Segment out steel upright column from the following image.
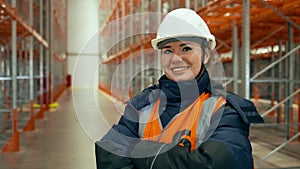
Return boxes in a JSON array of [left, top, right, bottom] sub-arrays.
[[44, 0, 49, 107], [39, 0, 44, 100], [122, 0, 125, 101], [286, 23, 293, 139], [232, 20, 239, 94], [241, 0, 251, 99], [0, 46, 2, 101], [201, 0, 206, 7], [194, 0, 198, 10], [115, 6, 120, 98], [29, 0, 34, 104], [288, 25, 295, 104], [11, 0, 17, 133], [271, 46, 275, 109], [156, 0, 162, 79], [129, 0, 134, 93], [141, 47, 145, 90], [49, 0, 54, 104], [122, 0, 125, 50], [140, 0, 146, 90], [2, 0, 20, 152], [23, 0, 35, 131], [185, 0, 190, 8], [36, 0, 45, 119], [277, 38, 283, 123]]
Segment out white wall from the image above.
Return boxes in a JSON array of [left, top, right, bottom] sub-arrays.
[[67, 0, 99, 88]]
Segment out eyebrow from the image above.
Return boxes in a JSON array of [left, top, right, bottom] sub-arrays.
[[180, 44, 187, 47], [162, 45, 172, 49]]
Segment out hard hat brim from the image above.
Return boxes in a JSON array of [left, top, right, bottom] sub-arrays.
[[151, 35, 216, 50]]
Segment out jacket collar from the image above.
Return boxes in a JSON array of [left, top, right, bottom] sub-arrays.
[[158, 70, 210, 104]]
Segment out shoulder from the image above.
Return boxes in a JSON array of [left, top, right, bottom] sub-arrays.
[[126, 84, 160, 110], [224, 92, 264, 125]]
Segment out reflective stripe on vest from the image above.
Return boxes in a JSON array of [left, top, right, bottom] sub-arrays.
[[138, 93, 226, 150]]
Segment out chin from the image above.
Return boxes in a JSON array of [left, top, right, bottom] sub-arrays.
[[172, 75, 194, 82], [166, 72, 194, 81]]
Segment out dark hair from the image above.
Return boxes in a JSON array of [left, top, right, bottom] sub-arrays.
[[157, 36, 209, 49]]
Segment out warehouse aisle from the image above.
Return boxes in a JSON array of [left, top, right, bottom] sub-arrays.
[[0, 89, 110, 169]]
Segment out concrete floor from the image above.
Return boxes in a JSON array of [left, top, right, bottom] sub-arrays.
[[0, 89, 299, 169], [0, 89, 99, 169], [251, 126, 300, 169]]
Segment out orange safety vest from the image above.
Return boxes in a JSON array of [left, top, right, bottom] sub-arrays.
[[138, 92, 226, 150]]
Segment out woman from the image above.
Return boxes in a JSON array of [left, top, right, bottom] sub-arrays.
[[95, 8, 263, 169]]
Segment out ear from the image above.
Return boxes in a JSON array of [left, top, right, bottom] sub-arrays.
[[203, 48, 211, 64]]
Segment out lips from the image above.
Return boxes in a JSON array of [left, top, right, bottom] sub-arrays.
[[171, 66, 189, 73]]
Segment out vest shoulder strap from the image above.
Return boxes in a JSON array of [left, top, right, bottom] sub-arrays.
[[225, 92, 264, 124]]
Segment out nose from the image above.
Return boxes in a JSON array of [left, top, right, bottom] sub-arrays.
[[170, 53, 184, 62]]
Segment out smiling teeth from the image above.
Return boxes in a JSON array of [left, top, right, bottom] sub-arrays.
[[172, 67, 188, 72]]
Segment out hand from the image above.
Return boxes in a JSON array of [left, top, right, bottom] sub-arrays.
[[129, 140, 190, 169]]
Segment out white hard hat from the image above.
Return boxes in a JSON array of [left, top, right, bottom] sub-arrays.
[[151, 8, 216, 50]]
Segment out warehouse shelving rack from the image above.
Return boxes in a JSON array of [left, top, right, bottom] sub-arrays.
[[0, 0, 67, 152]]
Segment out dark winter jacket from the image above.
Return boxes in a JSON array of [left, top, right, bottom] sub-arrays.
[[95, 71, 264, 169]]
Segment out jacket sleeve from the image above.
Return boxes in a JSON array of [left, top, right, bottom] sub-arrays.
[[95, 85, 159, 169], [205, 104, 256, 169], [95, 104, 140, 169]]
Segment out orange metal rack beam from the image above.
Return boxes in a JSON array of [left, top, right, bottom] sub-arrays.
[[102, 35, 155, 64], [100, 0, 142, 24], [0, 0, 49, 48]]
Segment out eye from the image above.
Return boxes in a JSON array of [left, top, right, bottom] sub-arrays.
[[163, 49, 173, 54], [182, 46, 192, 52]]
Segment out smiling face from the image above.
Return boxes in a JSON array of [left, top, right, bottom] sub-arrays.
[[161, 40, 204, 82]]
